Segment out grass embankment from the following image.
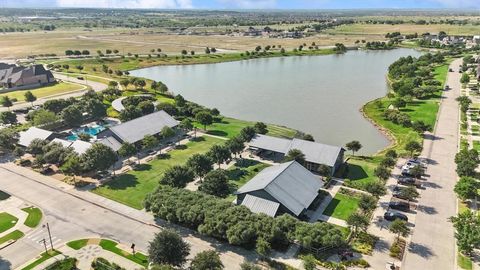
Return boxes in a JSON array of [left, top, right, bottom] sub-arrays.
[[93, 136, 223, 209], [0, 212, 18, 233], [0, 82, 84, 102], [363, 62, 450, 156], [458, 252, 473, 270], [21, 207, 42, 228], [322, 193, 360, 220], [21, 250, 62, 270]]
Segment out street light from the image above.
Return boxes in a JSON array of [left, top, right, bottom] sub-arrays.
[[42, 223, 54, 250]]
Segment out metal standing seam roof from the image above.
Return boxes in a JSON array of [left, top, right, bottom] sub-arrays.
[[107, 110, 178, 144], [249, 134, 343, 167], [240, 194, 280, 217], [237, 161, 323, 216], [50, 138, 73, 148], [98, 136, 123, 152], [18, 127, 54, 147], [70, 140, 92, 155]]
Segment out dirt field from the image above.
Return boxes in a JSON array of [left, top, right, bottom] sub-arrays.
[[327, 23, 480, 36]]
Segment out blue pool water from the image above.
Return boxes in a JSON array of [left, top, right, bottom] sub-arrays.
[[67, 125, 106, 141]]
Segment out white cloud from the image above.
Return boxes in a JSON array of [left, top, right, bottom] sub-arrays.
[[217, 0, 277, 9], [56, 0, 193, 9]]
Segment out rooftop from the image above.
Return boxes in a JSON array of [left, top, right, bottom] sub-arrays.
[[18, 127, 54, 147]]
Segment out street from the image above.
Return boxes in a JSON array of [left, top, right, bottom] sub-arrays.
[[0, 163, 255, 270]]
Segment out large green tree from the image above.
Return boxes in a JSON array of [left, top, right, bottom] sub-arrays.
[[118, 142, 137, 158], [389, 219, 410, 241], [186, 154, 213, 179], [1, 96, 12, 110], [148, 229, 190, 267], [345, 140, 362, 156], [284, 149, 305, 164], [405, 141, 423, 157], [24, 91, 37, 106], [196, 111, 213, 130], [61, 105, 83, 127], [0, 128, 18, 152], [198, 170, 230, 198], [81, 143, 117, 172], [160, 166, 194, 188], [190, 250, 224, 270], [0, 111, 17, 125], [454, 177, 479, 201], [208, 145, 231, 167], [346, 212, 370, 236], [450, 211, 480, 255]]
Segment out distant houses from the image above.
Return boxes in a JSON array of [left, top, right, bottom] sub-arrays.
[[235, 161, 323, 218], [248, 134, 345, 175], [0, 63, 55, 90], [97, 110, 179, 151]]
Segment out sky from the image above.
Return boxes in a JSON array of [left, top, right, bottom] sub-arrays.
[[1, 0, 480, 9]]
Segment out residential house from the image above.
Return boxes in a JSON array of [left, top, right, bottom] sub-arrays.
[[18, 127, 57, 147], [236, 161, 324, 218], [0, 64, 55, 90]]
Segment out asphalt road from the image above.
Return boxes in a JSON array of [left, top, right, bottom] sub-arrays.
[[402, 59, 462, 269], [0, 163, 254, 269]]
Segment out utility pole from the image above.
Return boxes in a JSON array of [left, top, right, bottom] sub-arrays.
[[43, 223, 54, 250], [39, 238, 48, 254]]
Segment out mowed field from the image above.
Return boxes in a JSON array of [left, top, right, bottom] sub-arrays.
[[0, 28, 372, 59], [327, 23, 480, 36]]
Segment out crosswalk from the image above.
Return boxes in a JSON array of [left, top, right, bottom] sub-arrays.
[[24, 229, 62, 248]]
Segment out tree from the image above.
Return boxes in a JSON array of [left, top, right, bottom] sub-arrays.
[[118, 142, 137, 158], [239, 127, 256, 142], [148, 229, 190, 267], [455, 149, 480, 177], [302, 254, 316, 270], [86, 99, 107, 119], [174, 95, 186, 107], [24, 91, 37, 106], [138, 101, 155, 115], [160, 126, 175, 139], [240, 262, 261, 270], [347, 212, 370, 236], [385, 149, 397, 159], [226, 137, 244, 158], [156, 103, 178, 116], [255, 238, 271, 257], [392, 98, 406, 108], [196, 111, 213, 130], [179, 118, 193, 132], [32, 109, 57, 126], [302, 134, 315, 142], [358, 194, 377, 213], [160, 166, 194, 188], [1, 96, 12, 110], [186, 154, 213, 179], [208, 145, 230, 167], [142, 135, 159, 150], [76, 65, 84, 72], [0, 111, 17, 125], [120, 79, 130, 89], [399, 186, 420, 202], [366, 181, 387, 197], [460, 73, 470, 84], [199, 170, 229, 198], [374, 165, 391, 181], [0, 128, 18, 152], [284, 149, 305, 164], [190, 250, 224, 270], [454, 177, 479, 201], [60, 154, 83, 175], [346, 141, 362, 156], [450, 211, 480, 255], [108, 81, 118, 89], [27, 139, 49, 155], [61, 105, 83, 127], [409, 164, 424, 178], [253, 122, 268, 134], [456, 96, 472, 113], [389, 219, 410, 241], [81, 143, 117, 172], [405, 141, 422, 157]]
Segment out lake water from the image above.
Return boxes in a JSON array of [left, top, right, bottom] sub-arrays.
[[131, 49, 423, 154]]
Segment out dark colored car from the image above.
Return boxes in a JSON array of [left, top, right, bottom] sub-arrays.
[[398, 177, 422, 188], [77, 76, 84, 80], [389, 201, 410, 212], [384, 211, 408, 222]]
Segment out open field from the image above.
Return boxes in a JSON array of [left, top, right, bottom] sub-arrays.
[[327, 23, 480, 36], [0, 82, 84, 102], [322, 193, 360, 220], [92, 136, 223, 209]]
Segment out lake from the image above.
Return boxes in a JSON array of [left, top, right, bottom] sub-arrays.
[[131, 49, 423, 154]]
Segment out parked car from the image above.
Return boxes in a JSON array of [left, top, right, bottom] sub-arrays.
[[77, 76, 84, 80], [408, 158, 427, 168], [449, 68, 453, 72], [384, 211, 408, 222], [146, 149, 156, 156], [398, 177, 422, 188], [389, 201, 410, 212]]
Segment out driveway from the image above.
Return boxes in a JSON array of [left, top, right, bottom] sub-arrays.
[[402, 58, 462, 269], [0, 163, 256, 270]]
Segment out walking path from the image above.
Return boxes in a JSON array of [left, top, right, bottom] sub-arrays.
[[402, 58, 462, 270]]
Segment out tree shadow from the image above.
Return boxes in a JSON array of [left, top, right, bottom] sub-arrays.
[[423, 134, 443, 141], [417, 204, 438, 215], [345, 164, 368, 180], [422, 181, 442, 189], [157, 153, 171, 160], [408, 242, 435, 259], [322, 198, 340, 216], [190, 137, 205, 142], [207, 130, 228, 137], [133, 164, 152, 171], [174, 145, 188, 150], [101, 174, 139, 190]]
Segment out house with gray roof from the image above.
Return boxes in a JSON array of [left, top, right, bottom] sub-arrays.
[[18, 127, 57, 147], [0, 64, 55, 90], [248, 134, 345, 175], [97, 110, 179, 147], [236, 161, 324, 218]]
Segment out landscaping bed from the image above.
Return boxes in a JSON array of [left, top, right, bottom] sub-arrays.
[[21, 207, 42, 228], [0, 212, 18, 233], [44, 258, 77, 270]]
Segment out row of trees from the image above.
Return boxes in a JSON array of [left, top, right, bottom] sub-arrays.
[[144, 185, 346, 255], [65, 49, 90, 56]]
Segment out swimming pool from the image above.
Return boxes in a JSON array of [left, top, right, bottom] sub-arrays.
[[67, 124, 106, 141]]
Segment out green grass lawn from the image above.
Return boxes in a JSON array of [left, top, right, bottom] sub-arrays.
[[99, 239, 148, 267], [92, 136, 223, 209], [473, 141, 480, 152], [0, 82, 84, 102], [338, 156, 381, 191], [225, 159, 271, 201], [66, 239, 89, 250], [401, 98, 440, 129], [0, 212, 18, 233], [0, 191, 10, 200], [458, 252, 473, 270], [194, 117, 297, 139], [21, 250, 61, 270], [322, 193, 360, 220], [0, 230, 24, 245], [21, 207, 42, 228]]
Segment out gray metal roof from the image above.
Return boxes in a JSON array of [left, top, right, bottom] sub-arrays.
[[107, 110, 178, 144], [98, 136, 122, 152], [50, 138, 73, 148], [240, 194, 280, 217], [18, 127, 54, 147], [70, 140, 92, 155], [249, 134, 343, 167], [237, 161, 323, 216]]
